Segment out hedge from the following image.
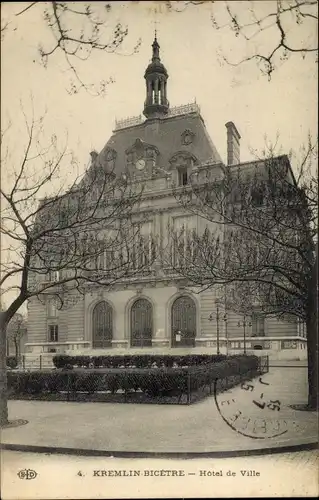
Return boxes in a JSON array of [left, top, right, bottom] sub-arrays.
[[7, 355, 262, 404], [6, 356, 18, 369], [52, 354, 227, 370]]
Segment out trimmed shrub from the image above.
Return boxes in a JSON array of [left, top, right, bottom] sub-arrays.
[[6, 356, 18, 369], [52, 353, 228, 370], [8, 354, 263, 404], [53, 355, 72, 369]]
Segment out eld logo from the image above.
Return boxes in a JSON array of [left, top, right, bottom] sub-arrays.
[[17, 469, 37, 480]]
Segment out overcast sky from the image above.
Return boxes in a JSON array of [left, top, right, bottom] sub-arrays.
[[1, 1, 318, 311], [2, 1, 317, 168]]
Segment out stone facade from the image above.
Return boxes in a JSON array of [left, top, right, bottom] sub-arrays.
[[25, 35, 306, 359], [25, 280, 306, 357]]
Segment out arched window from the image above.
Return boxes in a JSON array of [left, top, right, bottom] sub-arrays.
[[131, 298, 153, 347], [92, 301, 113, 348], [151, 80, 155, 104], [171, 296, 196, 347]]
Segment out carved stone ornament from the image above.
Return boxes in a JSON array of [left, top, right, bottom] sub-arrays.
[[181, 129, 195, 146]]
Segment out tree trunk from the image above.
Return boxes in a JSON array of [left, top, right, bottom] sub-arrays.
[[306, 259, 318, 410], [0, 314, 8, 426], [306, 308, 318, 410]]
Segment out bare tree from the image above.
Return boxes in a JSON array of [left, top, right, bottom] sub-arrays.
[[6, 313, 27, 360], [0, 108, 154, 426], [1, 2, 141, 95], [164, 139, 318, 409], [165, 0, 318, 79]]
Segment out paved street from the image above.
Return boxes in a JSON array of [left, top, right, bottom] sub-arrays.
[[1, 449, 318, 499], [1, 365, 317, 454]]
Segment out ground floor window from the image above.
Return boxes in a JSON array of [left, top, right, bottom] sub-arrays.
[[48, 324, 59, 342]]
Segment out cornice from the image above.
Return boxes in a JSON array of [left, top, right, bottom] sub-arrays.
[[83, 272, 193, 293]]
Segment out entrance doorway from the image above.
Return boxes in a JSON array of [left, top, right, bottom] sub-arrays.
[[131, 298, 153, 347], [92, 301, 113, 348], [171, 296, 196, 347]]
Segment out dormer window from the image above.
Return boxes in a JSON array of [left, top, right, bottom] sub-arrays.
[[104, 149, 117, 171], [178, 167, 188, 186], [251, 183, 265, 207], [125, 140, 159, 172], [169, 152, 198, 187]]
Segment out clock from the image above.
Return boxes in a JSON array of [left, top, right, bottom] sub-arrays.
[[135, 158, 145, 170]]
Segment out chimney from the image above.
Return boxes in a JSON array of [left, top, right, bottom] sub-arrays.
[[225, 122, 241, 166]]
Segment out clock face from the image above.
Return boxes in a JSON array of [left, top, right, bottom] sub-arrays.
[[135, 159, 146, 170]]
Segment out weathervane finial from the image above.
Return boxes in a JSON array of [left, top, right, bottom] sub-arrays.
[[154, 11, 158, 40]]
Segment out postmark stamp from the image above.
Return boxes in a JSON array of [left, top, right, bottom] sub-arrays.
[[214, 374, 300, 439]]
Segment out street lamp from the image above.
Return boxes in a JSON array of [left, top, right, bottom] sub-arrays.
[[223, 312, 228, 356], [237, 315, 252, 354], [208, 301, 222, 355]]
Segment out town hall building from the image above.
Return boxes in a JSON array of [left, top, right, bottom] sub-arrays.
[[25, 35, 306, 364]]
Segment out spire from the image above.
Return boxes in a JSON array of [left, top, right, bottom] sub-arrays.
[[143, 33, 169, 119], [152, 30, 160, 61]]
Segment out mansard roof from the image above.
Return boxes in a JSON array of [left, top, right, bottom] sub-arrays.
[[95, 105, 223, 175]]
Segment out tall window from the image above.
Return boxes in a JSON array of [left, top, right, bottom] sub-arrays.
[[92, 301, 113, 348], [46, 270, 60, 282], [131, 298, 153, 347], [132, 221, 153, 270], [171, 295, 196, 347], [251, 313, 265, 337], [178, 167, 188, 186], [172, 216, 195, 267], [47, 300, 58, 318], [151, 81, 155, 104], [47, 299, 58, 342], [297, 318, 306, 337], [251, 185, 264, 206], [169, 153, 197, 187], [49, 324, 59, 342]]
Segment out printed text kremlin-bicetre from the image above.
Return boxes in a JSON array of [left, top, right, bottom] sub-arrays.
[[92, 470, 261, 477]]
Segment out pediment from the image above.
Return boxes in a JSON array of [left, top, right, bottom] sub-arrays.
[[125, 138, 159, 156], [169, 151, 199, 167]]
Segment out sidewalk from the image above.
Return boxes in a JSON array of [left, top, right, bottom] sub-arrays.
[[1, 365, 318, 456]]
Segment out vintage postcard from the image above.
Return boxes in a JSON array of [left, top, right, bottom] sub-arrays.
[[1, 1, 318, 498]]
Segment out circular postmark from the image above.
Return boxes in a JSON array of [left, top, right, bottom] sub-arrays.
[[214, 374, 299, 440]]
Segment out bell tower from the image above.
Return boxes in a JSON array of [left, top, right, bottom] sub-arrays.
[[143, 33, 169, 119]]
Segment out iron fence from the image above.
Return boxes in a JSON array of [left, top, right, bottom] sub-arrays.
[[7, 355, 268, 405]]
